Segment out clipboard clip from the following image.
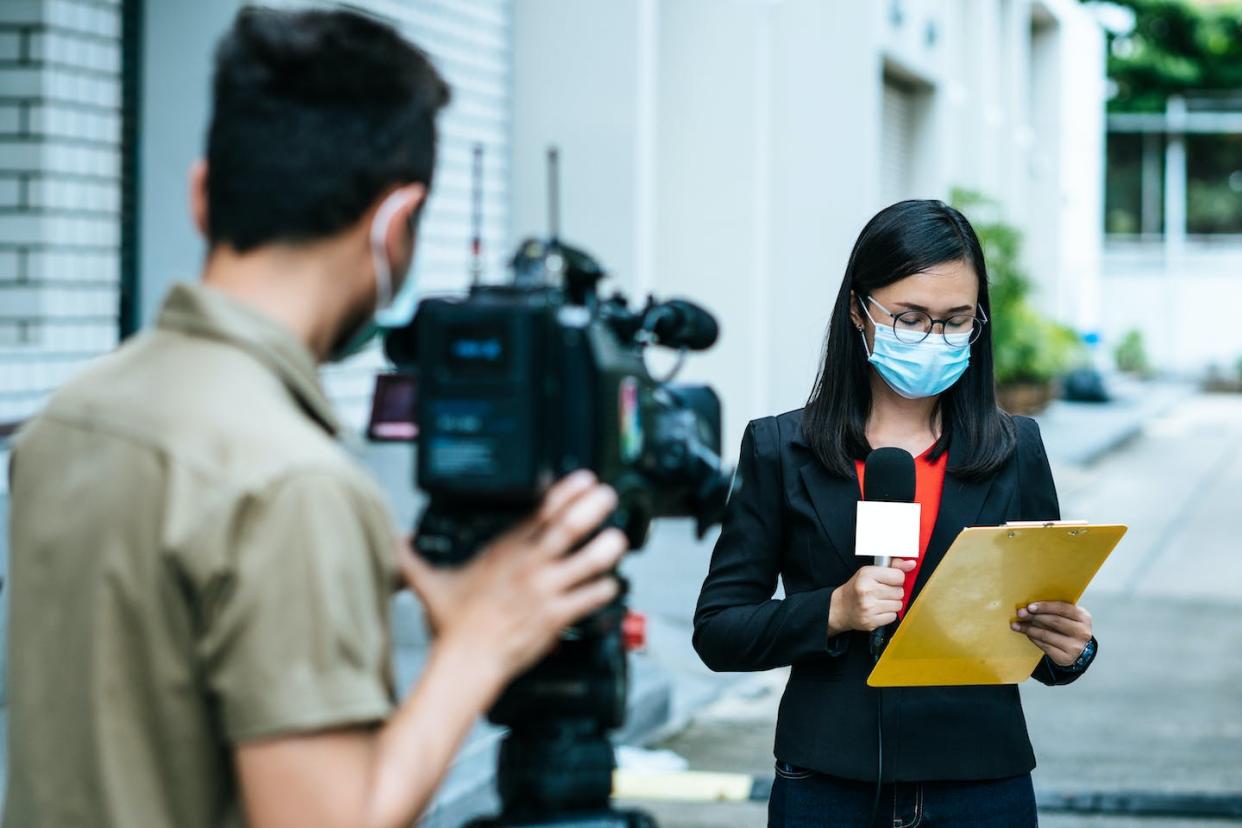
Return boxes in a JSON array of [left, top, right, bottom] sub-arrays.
[[1002, 520, 1089, 527], [1003, 520, 1091, 538]]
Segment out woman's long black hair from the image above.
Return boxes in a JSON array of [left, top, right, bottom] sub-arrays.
[[802, 199, 1016, 480]]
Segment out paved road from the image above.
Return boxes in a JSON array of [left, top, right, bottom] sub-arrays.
[[617, 394, 1242, 826]]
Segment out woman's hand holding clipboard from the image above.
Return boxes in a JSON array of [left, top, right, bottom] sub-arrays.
[[867, 521, 1127, 687]]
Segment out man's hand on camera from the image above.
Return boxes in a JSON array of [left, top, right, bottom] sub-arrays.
[[236, 470, 628, 828], [400, 469, 629, 688]]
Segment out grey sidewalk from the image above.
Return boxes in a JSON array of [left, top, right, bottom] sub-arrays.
[[1033, 375, 1195, 467]]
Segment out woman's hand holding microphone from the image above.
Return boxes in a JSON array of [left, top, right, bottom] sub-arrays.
[[827, 560, 918, 637]]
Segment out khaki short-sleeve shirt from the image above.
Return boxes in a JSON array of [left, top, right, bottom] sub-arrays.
[[4, 283, 398, 828]]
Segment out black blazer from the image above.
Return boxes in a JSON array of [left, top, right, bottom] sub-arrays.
[[693, 408, 1094, 783]]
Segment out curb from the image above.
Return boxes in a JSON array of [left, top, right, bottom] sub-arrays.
[[1035, 382, 1196, 467]]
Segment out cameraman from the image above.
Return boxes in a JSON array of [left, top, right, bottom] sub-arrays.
[[4, 8, 627, 828]]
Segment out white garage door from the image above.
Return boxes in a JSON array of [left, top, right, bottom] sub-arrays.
[[881, 78, 915, 207]]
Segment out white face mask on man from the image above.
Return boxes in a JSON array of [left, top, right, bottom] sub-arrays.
[[329, 188, 420, 361]]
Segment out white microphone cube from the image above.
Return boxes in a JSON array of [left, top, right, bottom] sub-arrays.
[[855, 501, 921, 560]]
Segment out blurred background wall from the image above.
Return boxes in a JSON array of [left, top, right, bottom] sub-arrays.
[[0, 0, 1109, 468], [510, 0, 1105, 452], [1101, 2, 1242, 378]]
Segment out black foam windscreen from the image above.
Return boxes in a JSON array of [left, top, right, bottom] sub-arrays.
[[650, 299, 720, 351], [863, 447, 916, 503]]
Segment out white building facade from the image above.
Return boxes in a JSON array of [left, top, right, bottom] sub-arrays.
[[0, 0, 1106, 462], [1104, 96, 1242, 376], [511, 0, 1106, 453], [0, 0, 1108, 818]]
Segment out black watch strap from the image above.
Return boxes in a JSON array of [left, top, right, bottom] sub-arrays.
[[1062, 636, 1097, 673]]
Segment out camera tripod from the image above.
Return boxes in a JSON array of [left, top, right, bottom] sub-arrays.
[[464, 600, 659, 828], [466, 726, 657, 828]]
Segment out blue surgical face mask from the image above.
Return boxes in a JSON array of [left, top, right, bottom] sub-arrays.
[[859, 296, 973, 400]]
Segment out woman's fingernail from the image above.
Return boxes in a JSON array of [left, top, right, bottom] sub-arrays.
[[1017, 608, 1029, 618], [1028, 603, 1039, 612], [1011, 623, 1021, 631]]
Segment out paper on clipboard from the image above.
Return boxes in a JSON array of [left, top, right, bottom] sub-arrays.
[[867, 522, 1127, 687]]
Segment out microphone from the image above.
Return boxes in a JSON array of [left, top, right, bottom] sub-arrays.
[[857, 448, 919, 658], [647, 299, 719, 351]]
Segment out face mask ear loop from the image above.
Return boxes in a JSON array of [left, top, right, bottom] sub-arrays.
[[369, 190, 409, 312], [857, 295, 876, 359]]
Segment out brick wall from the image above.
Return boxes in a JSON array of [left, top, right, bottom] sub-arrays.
[[0, 0, 123, 489]]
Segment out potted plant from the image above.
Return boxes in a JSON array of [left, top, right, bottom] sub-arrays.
[[1113, 329, 1151, 377], [952, 189, 1083, 415]]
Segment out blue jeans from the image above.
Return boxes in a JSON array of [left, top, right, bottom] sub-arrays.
[[768, 762, 1038, 827]]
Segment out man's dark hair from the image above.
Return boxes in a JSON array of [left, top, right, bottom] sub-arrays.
[[206, 6, 450, 251]]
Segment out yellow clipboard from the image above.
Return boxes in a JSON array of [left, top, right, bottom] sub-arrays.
[[867, 521, 1127, 687]]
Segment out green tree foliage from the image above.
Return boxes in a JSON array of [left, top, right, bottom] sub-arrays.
[[1103, 0, 1242, 112]]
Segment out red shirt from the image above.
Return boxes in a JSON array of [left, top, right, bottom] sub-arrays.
[[855, 443, 949, 617]]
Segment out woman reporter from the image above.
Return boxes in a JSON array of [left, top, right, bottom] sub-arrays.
[[693, 200, 1097, 827]]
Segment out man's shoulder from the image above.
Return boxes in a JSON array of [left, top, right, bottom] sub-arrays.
[[23, 329, 367, 507]]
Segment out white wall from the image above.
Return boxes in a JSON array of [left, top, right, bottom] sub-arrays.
[[1103, 239, 1242, 375], [763, 1, 882, 423], [512, 0, 885, 457], [511, 0, 1105, 460], [1050, 0, 1106, 336]]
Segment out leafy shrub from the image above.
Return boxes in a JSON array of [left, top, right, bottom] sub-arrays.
[[951, 188, 1086, 385], [1113, 329, 1150, 375]]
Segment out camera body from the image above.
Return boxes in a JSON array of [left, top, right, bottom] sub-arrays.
[[384, 237, 731, 566]]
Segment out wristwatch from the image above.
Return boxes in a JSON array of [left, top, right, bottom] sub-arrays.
[[1062, 636, 1097, 673]]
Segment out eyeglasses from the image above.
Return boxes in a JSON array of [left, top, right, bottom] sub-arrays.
[[863, 296, 989, 346]]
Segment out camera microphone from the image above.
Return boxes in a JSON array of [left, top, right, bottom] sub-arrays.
[[646, 299, 719, 351]]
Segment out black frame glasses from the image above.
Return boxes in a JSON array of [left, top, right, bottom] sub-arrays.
[[864, 296, 989, 347]]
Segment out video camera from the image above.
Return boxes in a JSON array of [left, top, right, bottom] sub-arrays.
[[382, 244, 730, 562], [370, 149, 732, 827]]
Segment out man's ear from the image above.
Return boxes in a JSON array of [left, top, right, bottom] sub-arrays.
[[381, 183, 428, 274], [188, 160, 209, 239]]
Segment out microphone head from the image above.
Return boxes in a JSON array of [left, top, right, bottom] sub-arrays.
[[653, 299, 719, 350], [863, 447, 916, 503]]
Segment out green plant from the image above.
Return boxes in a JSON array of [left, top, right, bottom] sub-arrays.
[[1113, 328, 1151, 375], [951, 188, 1086, 385]]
